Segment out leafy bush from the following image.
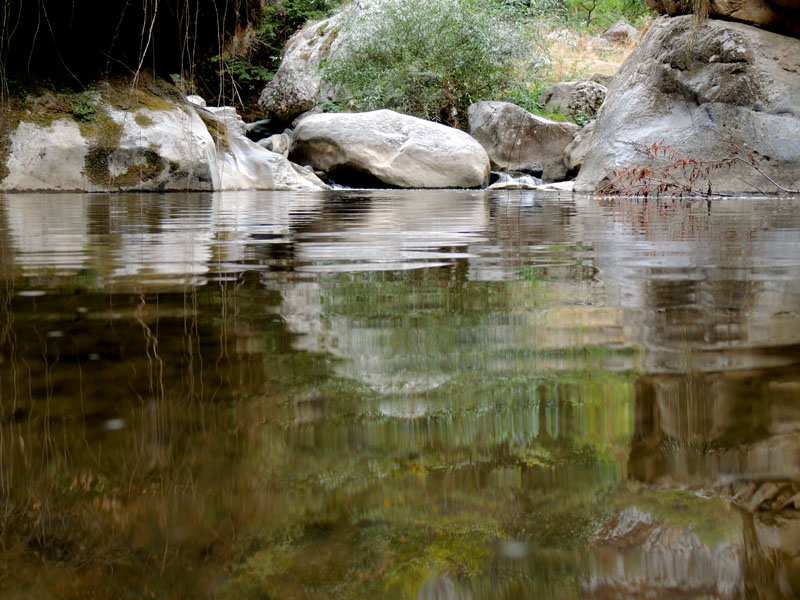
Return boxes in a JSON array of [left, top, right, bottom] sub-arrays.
[[322, 0, 545, 126]]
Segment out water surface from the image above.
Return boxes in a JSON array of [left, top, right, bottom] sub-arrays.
[[1, 190, 799, 598]]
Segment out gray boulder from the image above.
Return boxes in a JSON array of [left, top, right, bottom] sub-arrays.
[[564, 120, 596, 175], [540, 81, 607, 118], [575, 16, 800, 194], [289, 110, 491, 189], [258, 15, 340, 121], [601, 20, 639, 44], [468, 101, 578, 182]]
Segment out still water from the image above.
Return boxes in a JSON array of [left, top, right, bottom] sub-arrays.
[[1, 190, 799, 598]]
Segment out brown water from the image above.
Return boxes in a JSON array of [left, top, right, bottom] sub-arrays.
[[1, 190, 799, 599]]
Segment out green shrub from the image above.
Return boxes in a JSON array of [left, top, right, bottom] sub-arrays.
[[322, 0, 546, 127]]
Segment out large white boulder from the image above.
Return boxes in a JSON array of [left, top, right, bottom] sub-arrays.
[[289, 110, 491, 188], [468, 101, 578, 182], [1, 94, 329, 192], [575, 16, 800, 193]]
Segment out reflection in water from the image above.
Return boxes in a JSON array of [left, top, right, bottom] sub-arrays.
[[1, 191, 800, 597]]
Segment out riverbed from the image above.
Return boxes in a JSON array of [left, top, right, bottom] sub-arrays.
[[1, 190, 798, 598]]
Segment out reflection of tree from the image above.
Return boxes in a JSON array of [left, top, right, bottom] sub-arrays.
[[0, 282, 280, 595]]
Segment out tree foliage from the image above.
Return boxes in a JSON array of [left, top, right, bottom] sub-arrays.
[[322, 0, 544, 127]]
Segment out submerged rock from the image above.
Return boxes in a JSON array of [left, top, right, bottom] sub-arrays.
[[468, 101, 578, 182], [575, 16, 800, 194], [289, 110, 491, 188]]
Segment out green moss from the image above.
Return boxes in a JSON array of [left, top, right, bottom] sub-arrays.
[[134, 113, 154, 127], [100, 75, 182, 112], [81, 107, 124, 186], [198, 111, 231, 151]]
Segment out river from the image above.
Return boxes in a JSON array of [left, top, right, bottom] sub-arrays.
[[1, 190, 799, 598]]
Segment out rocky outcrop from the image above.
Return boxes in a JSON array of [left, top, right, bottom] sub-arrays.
[[258, 16, 341, 121], [1, 93, 329, 192], [540, 81, 607, 118], [646, 0, 800, 35], [575, 16, 800, 193], [468, 101, 578, 182], [289, 110, 491, 188]]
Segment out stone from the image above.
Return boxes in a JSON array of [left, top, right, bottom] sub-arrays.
[[487, 172, 542, 190], [258, 15, 341, 121], [246, 118, 289, 142], [646, 0, 800, 36], [507, 162, 544, 178], [575, 16, 800, 194], [2, 120, 89, 191], [186, 94, 206, 108], [289, 110, 490, 189], [589, 72, 614, 86], [1, 96, 329, 192], [264, 133, 290, 156], [203, 105, 247, 137], [540, 81, 607, 118], [565, 120, 597, 175], [601, 20, 639, 44], [468, 101, 578, 182]]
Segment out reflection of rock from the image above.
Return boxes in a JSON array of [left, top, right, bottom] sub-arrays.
[[577, 196, 800, 373], [590, 505, 745, 598], [265, 193, 636, 395], [629, 371, 800, 488], [1, 191, 327, 287], [623, 368, 800, 597]]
